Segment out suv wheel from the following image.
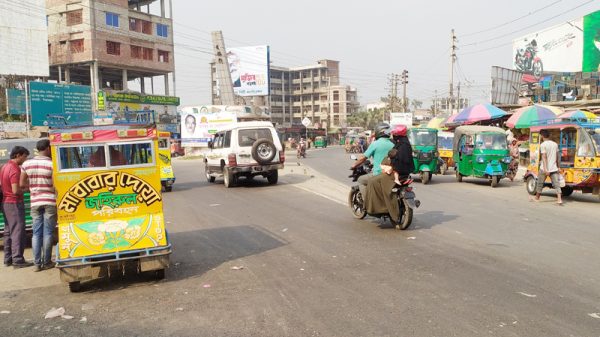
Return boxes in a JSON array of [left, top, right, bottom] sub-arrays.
[[251, 138, 276, 165], [223, 167, 236, 188], [205, 163, 215, 183], [267, 170, 278, 185]]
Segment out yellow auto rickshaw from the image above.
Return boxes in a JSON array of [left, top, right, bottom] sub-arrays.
[[158, 131, 175, 192], [51, 126, 171, 292], [525, 119, 600, 197], [437, 131, 454, 175]]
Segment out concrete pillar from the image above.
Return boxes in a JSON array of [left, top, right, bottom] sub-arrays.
[[160, 0, 165, 17], [140, 77, 145, 94], [122, 69, 128, 91], [97, 69, 103, 89], [150, 77, 154, 94], [90, 62, 97, 111], [65, 67, 71, 83], [58, 66, 62, 83], [164, 74, 169, 96]]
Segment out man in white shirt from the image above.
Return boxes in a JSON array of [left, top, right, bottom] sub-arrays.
[[532, 129, 563, 204]]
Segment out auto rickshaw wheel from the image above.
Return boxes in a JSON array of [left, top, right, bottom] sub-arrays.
[[440, 162, 447, 175], [154, 269, 166, 280], [561, 186, 574, 197], [525, 176, 537, 195], [421, 172, 431, 184], [68, 281, 81, 293], [455, 170, 462, 182], [491, 175, 499, 188], [165, 185, 173, 192]]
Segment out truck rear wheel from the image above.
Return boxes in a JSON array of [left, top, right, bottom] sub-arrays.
[[68, 281, 81, 293]]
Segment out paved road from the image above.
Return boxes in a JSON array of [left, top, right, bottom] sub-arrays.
[[1, 148, 599, 336]]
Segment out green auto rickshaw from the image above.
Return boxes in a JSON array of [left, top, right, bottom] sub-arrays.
[[453, 126, 511, 187], [314, 136, 327, 148], [408, 127, 439, 184]]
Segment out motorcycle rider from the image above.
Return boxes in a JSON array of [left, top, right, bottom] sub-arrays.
[[298, 137, 307, 157], [351, 123, 395, 199], [390, 125, 415, 183], [525, 39, 537, 70]]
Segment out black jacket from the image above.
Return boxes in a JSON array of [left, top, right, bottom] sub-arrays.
[[391, 136, 414, 176]]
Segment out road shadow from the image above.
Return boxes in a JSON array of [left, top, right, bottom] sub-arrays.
[[167, 180, 210, 192], [459, 178, 512, 188], [77, 225, 287, 293], [411, 210, 460, 230]]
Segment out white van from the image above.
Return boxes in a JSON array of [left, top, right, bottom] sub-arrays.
[[204, 121, 285, 187]]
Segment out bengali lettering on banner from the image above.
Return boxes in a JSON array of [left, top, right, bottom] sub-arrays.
[[227, 45, 270, 96], [29, 82, 93, 127]]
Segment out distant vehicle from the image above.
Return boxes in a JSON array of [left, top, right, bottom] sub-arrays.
[[204, 121, 285, 187]]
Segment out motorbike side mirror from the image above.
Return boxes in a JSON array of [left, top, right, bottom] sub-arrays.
[[350, 154, 358, 160]]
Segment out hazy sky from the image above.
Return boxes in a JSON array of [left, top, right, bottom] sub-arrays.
[[169, 0, 599, 108]]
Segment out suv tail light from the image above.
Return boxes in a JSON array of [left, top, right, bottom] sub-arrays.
[[227, 153, 237, 167], [279, 150, 285, 164]]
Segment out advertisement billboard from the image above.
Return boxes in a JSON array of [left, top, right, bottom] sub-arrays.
[[227, 45, 270, 96], [583, 10, 600, 72], [29, 82, 93, 127], [6, 89, 26, 115], [180, 111, 236, 147], [0, 0, 49, 77], [389, 112, 413, 127], [491, 66, 523, 105]]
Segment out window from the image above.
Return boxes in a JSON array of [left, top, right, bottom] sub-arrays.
[[238, 128, 273, 147], [333, 91, 339, 101], [131, 45, 142, 59], [578, 130, 595, 157], [142, 47, 153, 60], [105, 12, 119, 27], [108, 142, 154, 167], [215, 133, 224, 148], [223, 131, 231, 148], [106, 41, 120, 55], [66, 9, 83, 26], [70, 39, 84, 53], [129, 18, 139, 31], [142, 21, 152, 34], [475, 133, 506, 150], [156, 23, 168, 37], [158, 139, 168, 149], [158, 50, 169, 63], [58, 145, 105, 170]]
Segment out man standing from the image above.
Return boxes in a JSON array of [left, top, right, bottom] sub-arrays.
[[2, 146, 31, 268], [21, 140, 56, 271], [532, 130, 563, 205]]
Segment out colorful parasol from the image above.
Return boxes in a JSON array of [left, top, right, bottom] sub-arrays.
[[426, 117, 447, 129], [505, 104, 562, 129], [558, 110, 598, 121], [451, 104, 507, 125]]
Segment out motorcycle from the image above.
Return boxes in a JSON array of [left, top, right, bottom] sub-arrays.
[[297, 142, 306, 158], [348, 156, 420, 230], [515, 45, 543, 78]]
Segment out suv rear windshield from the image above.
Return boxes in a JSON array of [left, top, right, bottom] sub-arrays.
[[238, 128, 273, 147]]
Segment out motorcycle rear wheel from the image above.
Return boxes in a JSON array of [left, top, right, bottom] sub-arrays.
[[348, 188, 367, 219], [392, 198, 413, 230]]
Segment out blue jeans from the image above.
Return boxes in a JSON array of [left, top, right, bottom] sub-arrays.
[[31, 205, 57, 266]]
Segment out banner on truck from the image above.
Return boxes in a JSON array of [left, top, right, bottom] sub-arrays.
[[227, 45, 270, 96]]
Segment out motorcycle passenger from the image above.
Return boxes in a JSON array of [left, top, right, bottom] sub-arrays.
[[351, 123, 395, 199], [390, 125, 414, 183]]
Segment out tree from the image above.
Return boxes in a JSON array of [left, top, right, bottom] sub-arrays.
[[347, 108, 385, 129]]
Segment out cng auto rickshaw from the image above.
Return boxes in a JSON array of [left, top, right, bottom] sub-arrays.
[[524, 119, 600, 197], [437, 131, 454, 175], [314, 136, 327, 148], [408, 127, 439, 184], [50, 126, 171, 292], [453, 126, 511, 187], [158, 131, 175, 192]]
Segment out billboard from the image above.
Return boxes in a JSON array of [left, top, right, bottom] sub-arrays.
[[583, 10, 600, 72], [491, 66, 523, 105], [389, 112, 413, 127], [98, 91, 180, 125], [6, 89, 26, 115], [180, 110, 236, 147], [0, 0, 49, 77], [227, 45, 270, 96], [29, 82, 93, 127]]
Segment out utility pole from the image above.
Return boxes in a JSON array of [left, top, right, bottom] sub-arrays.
[[433, 90, 438, 117], [449, 29, 457, 114], [386, 73, 400, 121], [401, 70, 408, 112], [456, 82, 461, 112]]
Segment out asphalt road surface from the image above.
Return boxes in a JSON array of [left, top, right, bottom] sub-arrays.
[[1, 146, 599, 337]]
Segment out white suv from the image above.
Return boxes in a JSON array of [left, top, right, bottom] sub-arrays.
[[204, 121, 285, 187]]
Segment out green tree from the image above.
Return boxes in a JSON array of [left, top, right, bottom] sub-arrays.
[[347, 108, 385, 129]]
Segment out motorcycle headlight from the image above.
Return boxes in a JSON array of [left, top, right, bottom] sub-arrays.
[[502, 156, 512, 164], [476, 156, 485, 163]]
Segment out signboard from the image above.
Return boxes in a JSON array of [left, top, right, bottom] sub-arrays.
[[103, 92, 180, 105], [0, 0, 49, 77], [29, 82, 93, 127], [227, 45, 270, 96], [100, 91, 179, 124], [0, 122, 27, 133], [181, 111, 236, 147], [491, 66, 523, 105], [301, 117, 312, 127], [97, 91, 106, 111], [389, 112, 413, 127], [6, 89, 25, 115]]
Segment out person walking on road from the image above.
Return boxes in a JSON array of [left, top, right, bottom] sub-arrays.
[[2, 146, 31, 268], [532, 130, 563, 205], [20, 139, 57, 271]]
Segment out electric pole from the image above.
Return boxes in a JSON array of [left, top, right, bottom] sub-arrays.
[[449, 29, 457, 114], [386, 73, 400, 121], [457, 82, 461, 112], [401, 70, 408, 112]]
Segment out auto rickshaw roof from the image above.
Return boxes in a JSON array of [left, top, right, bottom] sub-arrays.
[[529, 118, 600, 131], [453, 126, 507, 150], [49, 125, 157, 144]]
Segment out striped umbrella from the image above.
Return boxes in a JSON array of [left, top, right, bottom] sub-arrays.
[[452, 104, 507, 125], [558, 110, 598, 121], [505, 104, 562, 129]]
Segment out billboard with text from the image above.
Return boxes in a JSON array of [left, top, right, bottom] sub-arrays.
[[227, 45, 270, 96]]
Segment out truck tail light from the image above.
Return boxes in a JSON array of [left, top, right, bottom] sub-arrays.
[[279, 150, 285, 164], [227, 153, 237, 167]]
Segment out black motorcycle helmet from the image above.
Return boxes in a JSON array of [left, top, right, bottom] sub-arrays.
[[530, 39, 537, 47], [374, 123, 391, 139]]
